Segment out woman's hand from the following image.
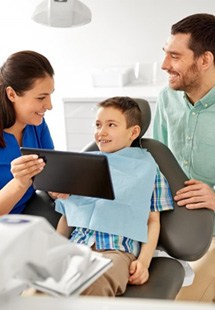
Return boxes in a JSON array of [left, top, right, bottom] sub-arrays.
[[174, 179, 215, 211], [11, 154, 45, 189], [0, 155, 45, 215]]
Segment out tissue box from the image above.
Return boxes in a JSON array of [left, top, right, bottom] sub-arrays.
[[91, 67, 132, 87]]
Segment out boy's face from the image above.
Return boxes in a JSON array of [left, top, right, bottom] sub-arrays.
[[94, 106, 140, 153]]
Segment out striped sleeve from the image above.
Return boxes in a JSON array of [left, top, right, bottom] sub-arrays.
[[150, 168, 174, 212]]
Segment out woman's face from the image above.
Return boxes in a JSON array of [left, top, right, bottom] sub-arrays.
[[7, 75, 54, 127]]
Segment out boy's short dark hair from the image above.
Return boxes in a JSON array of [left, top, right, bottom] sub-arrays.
[[171, 13, 215, 61], [97, 96, 142, 131]]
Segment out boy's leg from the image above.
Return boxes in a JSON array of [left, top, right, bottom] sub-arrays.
[[81, 250, 136, 296]]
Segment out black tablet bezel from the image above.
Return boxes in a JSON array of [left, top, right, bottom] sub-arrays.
[[20, 147, 115, 200]]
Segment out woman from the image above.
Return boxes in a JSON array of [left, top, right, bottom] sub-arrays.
[[0, 50, 55, 215]]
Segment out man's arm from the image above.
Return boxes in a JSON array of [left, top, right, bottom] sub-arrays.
[[174, 179, 215, 211], [128, 211, 160, 285]]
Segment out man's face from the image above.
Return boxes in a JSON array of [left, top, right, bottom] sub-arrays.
[[162, 33, 202, 92]]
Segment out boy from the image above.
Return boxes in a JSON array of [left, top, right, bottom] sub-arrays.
[[55, 96, 173, 296]]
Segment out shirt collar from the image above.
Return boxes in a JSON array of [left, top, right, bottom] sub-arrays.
[[183, 86, 215, 109]]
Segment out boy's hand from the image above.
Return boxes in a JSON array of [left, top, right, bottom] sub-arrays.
[[128, 259, 149, 285], [48, 192, 70, 200]]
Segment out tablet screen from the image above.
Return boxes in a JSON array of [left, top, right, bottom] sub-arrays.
[[20, 147, 115, 200]]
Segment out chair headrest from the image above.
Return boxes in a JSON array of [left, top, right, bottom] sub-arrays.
[[133, 98, 151, 137], [132, 98, 151, 146]]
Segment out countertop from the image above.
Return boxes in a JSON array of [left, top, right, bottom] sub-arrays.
[[62, 82, 167, 103]]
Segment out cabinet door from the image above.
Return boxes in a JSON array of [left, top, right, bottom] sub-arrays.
[[64, 101, 98, 151]]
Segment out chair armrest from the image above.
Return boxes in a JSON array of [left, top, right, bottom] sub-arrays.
[[141, 138, 214, 261]]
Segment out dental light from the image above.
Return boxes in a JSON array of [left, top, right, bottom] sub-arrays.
[[32, 0, 91, 28]]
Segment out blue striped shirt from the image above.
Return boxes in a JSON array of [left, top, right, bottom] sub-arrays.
[[70, 169, 173, 257]]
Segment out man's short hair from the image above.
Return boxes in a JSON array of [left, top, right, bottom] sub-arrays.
[[171, 13, 215, 61]]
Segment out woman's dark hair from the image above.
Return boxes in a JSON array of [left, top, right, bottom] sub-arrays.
[[0, 50, 54, 147], [171, 13, 215, 62], [97, 96, 142, 131]]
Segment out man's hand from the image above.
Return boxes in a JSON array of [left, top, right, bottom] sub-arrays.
[[128, 260, 149, 285], [174, 179, 215, 211]]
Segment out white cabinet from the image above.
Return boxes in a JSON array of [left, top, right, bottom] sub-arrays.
[[63, 96, 157, 151], [63, 99, 99, 151]]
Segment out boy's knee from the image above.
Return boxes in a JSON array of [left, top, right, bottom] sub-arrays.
[[81, 275, 116, 296]]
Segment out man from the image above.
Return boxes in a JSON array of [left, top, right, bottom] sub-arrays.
[[153, 13, 215, 302]]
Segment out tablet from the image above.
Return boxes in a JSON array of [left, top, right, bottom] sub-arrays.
[[20, 147, 115, 200]]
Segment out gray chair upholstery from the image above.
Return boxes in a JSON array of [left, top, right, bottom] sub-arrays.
[[22, 190, 61, 229], [23, 98, 214, 299]]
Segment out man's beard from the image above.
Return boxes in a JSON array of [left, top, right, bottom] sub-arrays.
[[170, 62, 200, 92]]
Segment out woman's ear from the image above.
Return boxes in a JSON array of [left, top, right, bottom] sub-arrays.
[[6, 86, 17, 102], [130, 125, 141, 141]]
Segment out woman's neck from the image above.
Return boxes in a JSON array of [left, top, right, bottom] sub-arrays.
[[4, 123, 25, 146]]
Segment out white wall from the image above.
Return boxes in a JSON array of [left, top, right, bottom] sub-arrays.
[[1, 0, 214, 149]]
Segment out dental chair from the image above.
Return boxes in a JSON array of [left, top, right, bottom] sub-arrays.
[[22, 190, 61, 229], [22, 98, 214, 299]]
